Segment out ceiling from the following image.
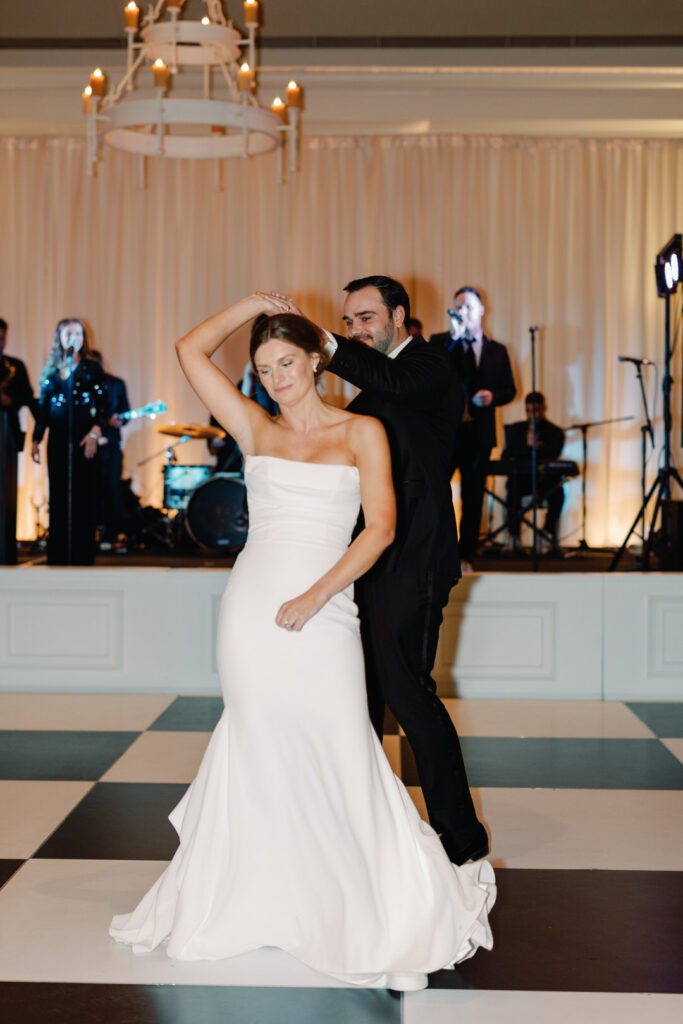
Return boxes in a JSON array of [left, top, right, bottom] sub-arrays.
[[3, 0, 683, 47]]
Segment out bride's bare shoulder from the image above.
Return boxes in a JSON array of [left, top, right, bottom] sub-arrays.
[[345, 411, 389, 451]]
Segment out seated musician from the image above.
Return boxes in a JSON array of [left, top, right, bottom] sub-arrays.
[[503, 391, 566, 551]]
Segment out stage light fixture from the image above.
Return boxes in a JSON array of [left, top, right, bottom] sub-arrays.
[[654, 233, 682, 297]]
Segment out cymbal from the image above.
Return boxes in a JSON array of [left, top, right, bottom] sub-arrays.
[[156, 423, 227, 441]]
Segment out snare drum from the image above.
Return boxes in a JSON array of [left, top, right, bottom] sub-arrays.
[[185, 473, 248, 551], [163, 464, 213, 511]]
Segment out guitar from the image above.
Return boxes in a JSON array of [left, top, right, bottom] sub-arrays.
[[118, 401, 168, 423]]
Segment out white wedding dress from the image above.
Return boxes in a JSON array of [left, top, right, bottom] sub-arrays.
[[110, 454, 495, 990]]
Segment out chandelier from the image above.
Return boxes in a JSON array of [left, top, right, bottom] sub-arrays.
[[82, 0, 302, 181]]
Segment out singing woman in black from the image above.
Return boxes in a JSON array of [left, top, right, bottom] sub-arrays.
[[31, 319, 107, 565]]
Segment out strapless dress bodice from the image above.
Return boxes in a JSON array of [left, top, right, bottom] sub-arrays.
[[243, 454, 361, 553]]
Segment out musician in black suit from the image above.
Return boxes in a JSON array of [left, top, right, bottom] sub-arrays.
[[503, 391, 566, 549], [90, 350, 130, 545], [430, 287, 516, 569], [0, 318, 38, 564], [290, 275, 487, 866]]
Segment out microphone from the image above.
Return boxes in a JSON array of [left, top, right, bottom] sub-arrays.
[[447, 308, 464, 323], [618, 355, 654, 366], [529, 325, 540, 332]]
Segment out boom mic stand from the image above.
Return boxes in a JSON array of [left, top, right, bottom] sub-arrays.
[[610, 296, 683, 570], [564, 416, 634, 551], [0, 404, 7, 564]]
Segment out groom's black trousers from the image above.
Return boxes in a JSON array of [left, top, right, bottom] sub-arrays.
[[356, 569, 484, 864]]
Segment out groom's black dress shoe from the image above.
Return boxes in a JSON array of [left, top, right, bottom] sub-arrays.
[[445, 826, 490, 866]]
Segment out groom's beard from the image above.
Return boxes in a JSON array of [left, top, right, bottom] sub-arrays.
[[364, 321, 397, 355]]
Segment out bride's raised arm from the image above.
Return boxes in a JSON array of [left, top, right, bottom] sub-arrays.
[[175, 293, 287, 453]]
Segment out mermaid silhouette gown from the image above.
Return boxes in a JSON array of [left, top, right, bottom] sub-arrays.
[[110, 455, 495, 989]]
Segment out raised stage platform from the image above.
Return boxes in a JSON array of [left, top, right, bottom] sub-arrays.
[[1, 568, 681, 701]]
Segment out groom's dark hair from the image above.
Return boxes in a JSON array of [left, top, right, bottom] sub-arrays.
[[344, 275, 411, 324]]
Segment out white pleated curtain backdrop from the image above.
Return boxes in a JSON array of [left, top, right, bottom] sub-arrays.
[[1, 134, 682, 546]]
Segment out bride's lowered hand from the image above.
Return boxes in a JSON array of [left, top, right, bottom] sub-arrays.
[[275, 587, 328, 633]]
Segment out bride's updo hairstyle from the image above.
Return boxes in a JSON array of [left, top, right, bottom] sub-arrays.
[[249, 313, 329, 381]]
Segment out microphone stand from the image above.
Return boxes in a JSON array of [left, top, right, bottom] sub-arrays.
[[66, 349, 74, 565], [0, 400, 7, 564], [564, 415, 634, 551], [529, 325, 539, 572], [0, 359, 9, 562]]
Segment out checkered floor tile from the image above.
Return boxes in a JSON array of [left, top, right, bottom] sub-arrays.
[[0, 694, 682, 1024]]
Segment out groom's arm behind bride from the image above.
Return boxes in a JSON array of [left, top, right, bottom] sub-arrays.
[[286, 276, 489, 867]]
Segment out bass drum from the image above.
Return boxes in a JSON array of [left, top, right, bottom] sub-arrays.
[[184, 473, 249, 552]]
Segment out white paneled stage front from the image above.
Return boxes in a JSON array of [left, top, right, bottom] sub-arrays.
[[0, 568, 681, 702]]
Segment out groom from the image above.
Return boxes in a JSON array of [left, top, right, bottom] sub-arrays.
[[303, 276, 488, 865]]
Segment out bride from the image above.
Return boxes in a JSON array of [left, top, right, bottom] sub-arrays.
[[109, 293, 495, 990]]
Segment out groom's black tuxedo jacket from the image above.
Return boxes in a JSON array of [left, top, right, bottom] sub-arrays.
[[328, 334, 460, 585]]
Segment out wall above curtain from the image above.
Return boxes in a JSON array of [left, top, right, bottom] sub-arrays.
[[3, 51, 683, 140]]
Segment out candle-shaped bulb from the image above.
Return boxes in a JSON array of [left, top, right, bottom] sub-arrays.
[[286, 80, 302, 109], [201, 16, 210, 25], [244, 0, 260, 26], [89, 67, 106, 97], [238, 62, 254, 93], [123, 2, 139, 30], [271, 97, 287, 123], [82, 85, 93, 114], [152, 58, 169, 89]]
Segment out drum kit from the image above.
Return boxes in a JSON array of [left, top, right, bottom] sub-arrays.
[[136, 420, 248, 554]]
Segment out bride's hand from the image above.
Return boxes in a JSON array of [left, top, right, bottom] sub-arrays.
[[276, 588, 326, 632], [255, 291, 301, 316]]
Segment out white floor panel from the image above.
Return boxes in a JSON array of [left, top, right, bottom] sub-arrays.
[[0, 781, 93, 858], [0, 859, 355, 987], [662, 738, 683, 764], [442, 699, 654, 738], [0, 693, 175, 731], [101, 732, 211, 783], [407, 787, 683, 870], [404, 990, 683, 1024]]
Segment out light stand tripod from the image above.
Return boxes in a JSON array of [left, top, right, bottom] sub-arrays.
[[610, 291, 683, 570]]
